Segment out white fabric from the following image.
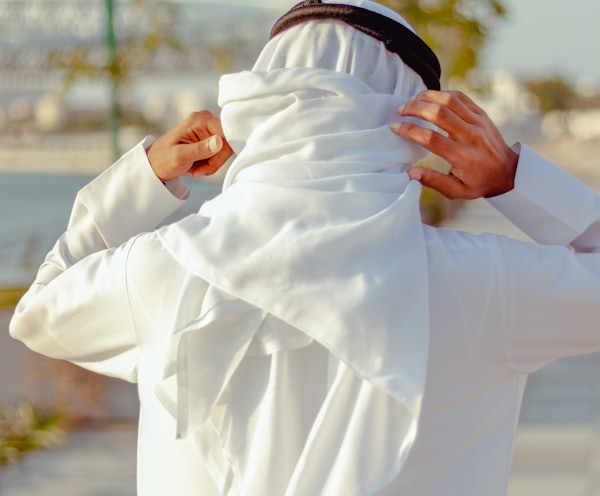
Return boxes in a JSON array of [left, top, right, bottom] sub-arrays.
[[252, 17, 423, 97], [153, 18, 431, 494], [488, 144, 600, 249], [10, 141, 600, 496], [9, 2, 600, 494]]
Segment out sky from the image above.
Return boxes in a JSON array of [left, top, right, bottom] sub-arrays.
[[482, 0, 600, 83]]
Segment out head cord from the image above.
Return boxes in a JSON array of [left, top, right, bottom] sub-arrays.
[[270, 1, 441, 90]]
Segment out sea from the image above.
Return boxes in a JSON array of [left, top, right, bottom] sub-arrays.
[[0, 171, 222, 285]]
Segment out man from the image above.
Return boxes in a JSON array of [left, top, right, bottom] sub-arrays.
[[10, 1, 600, 495]]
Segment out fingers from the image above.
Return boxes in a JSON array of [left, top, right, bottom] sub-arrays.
[[402, 90, 484, 126], [170, 135, 219, 170], [180, 111, 233, 176], [395, 90, 487, 146], [178, 110, 223, 138], [194, 135, 223, 160], [183, 111, 227, 145], [204, 113, 226, 140], [408, 167, 473, 200], [173, 111, 234, 177], [207, 139, 234, 172], [148, 110, 235, 181], [190, 139, 234, 177], [393, 90, 518, 200], [177, 135, 233, 177], [391, 120, 457, 159]]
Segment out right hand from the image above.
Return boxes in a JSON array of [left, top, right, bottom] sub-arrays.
[[147, 111, 233, 182], [391, 90, 518, 200]]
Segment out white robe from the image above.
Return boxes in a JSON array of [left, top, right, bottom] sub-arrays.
[[10, 140, 600, 495]]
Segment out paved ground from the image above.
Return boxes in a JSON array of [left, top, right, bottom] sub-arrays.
[[0, 306, 138, 496], [0, 425, 137, 496], [3, 136, 600, 495]]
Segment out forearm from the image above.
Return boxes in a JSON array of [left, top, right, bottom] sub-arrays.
[[488, 144, 600, 252], [68, 137, 188, 254], [10, 105, 231, 374]]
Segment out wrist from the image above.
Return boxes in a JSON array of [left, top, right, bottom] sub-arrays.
[[484, 148, 518, 198], [146, 143, 170, 183]]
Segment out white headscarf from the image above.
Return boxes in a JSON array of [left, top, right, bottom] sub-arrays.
[[156, 2, 431, 494]]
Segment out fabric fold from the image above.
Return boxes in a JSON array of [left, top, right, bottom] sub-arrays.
[[154, 16, 432, 495]]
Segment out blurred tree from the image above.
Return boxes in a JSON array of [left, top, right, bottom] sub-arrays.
[[49, 0, 182, 90], [525, 76, 600, 114], [48, 0, 183, 156], [524, 77, 578, 114], [380, 0, 509, 82]]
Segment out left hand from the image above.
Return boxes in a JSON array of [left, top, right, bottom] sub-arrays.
[[147, 110, 233, 182], [391, 90, 518, 200]]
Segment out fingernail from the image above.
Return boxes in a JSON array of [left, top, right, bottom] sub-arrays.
[[408, 169, 422, 181], [396, 104, 405, 114], [390, 121, 402, 132], [208, 135, 222, 152]]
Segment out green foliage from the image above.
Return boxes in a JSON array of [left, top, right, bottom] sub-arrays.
[[0, 403, 65, 466], [380, 0, 509, 81]]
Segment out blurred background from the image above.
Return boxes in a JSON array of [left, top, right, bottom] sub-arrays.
[[1, 1, 600, 495]]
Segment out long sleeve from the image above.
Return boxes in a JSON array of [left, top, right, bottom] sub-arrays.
[[497, 235, 600, 372], [483, 145, 600, 370], [488, 143, 600, 252], [9, 138, 188, 381]]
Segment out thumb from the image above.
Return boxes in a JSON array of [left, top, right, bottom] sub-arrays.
[[181, 135, 223, 163], [197, 135, 223, 158], [408, 167, 465, 200]]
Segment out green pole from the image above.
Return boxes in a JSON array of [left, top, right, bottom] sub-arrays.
[[105, 0, 121, 159]]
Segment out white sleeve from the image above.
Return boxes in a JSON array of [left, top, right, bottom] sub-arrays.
[[499, 235, 600, 373], [9, 138, 188, 381], [488, 144, 600, 252]]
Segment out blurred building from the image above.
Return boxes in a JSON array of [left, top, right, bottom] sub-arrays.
[[0, 0, 276, 147], [4, 1, 600, 146]]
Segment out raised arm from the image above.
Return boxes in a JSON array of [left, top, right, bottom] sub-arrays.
[[10, 111, 232, 379], [392, 90, 600, 251]]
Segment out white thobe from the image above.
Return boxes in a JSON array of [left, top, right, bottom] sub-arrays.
[[10, 140, 600, 495]]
